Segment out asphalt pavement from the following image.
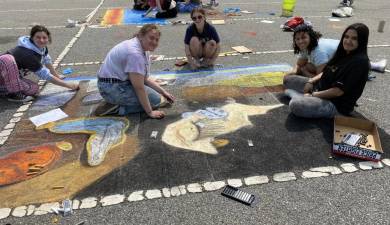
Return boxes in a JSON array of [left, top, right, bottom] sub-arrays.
[[1, 0, 390, 224]]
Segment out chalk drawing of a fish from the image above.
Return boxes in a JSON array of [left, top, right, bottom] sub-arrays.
[[162, 103, 282, 154]]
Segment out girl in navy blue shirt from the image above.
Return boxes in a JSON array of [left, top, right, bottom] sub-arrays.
[[184, 8, 220, 70]]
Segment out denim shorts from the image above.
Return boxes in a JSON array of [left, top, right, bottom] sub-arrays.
[[98, 80, 161, 115]]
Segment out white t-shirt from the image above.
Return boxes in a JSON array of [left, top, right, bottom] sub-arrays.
[[98, 37, 150, 81], [298, 38, 340, 66]]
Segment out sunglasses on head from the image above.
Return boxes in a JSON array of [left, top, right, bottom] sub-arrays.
[[191, 15, 203, 21]]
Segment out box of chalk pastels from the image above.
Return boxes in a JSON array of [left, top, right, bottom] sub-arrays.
[[333, 116, 383, 161]]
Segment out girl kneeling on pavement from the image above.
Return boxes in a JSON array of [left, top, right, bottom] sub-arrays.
[[96, 24, 175, 119], [283, 23, 370, 118], [184, 8, 220, 70], [0, 25, 79, 102]]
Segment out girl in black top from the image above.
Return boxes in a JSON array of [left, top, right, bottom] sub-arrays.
[[283, 23, 370, 118]]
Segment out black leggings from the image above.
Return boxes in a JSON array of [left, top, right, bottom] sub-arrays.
[[133, 4, 150, 10], [156, 7, 178, 18]]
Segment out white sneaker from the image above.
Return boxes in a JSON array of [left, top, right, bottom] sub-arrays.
[[332, 6, 353, 17], [371, 59, 387, 73]]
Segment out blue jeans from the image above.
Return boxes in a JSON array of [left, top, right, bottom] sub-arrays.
[[283, 75, 338, 118], [98, 80, 161, 115]]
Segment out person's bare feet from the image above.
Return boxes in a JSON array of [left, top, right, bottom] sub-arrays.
[[201, 58, 214, 68], [190, 59, 201, 70]]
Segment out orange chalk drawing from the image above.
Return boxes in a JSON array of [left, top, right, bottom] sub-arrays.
[[0, 143, 65, 186], [101, 8, 124, 25]]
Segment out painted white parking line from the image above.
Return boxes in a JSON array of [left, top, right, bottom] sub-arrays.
[[58, 44, 390, 67], [2, 13, 390, 30]]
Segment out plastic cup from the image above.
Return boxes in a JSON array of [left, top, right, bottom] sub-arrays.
[[282, 0, 297, 17]]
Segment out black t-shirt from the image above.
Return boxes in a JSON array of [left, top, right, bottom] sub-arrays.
[[317, 53, 369, 115], [7, 46, 47, 74], [184, 22, 220, 45]]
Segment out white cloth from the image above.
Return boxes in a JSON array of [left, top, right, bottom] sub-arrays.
[[332, 6, 353, 17]]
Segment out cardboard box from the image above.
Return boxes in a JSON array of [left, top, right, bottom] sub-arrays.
[[231, 46, 253, 54], [333, 116, 383, 161], [211, 20, 226, 25]]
